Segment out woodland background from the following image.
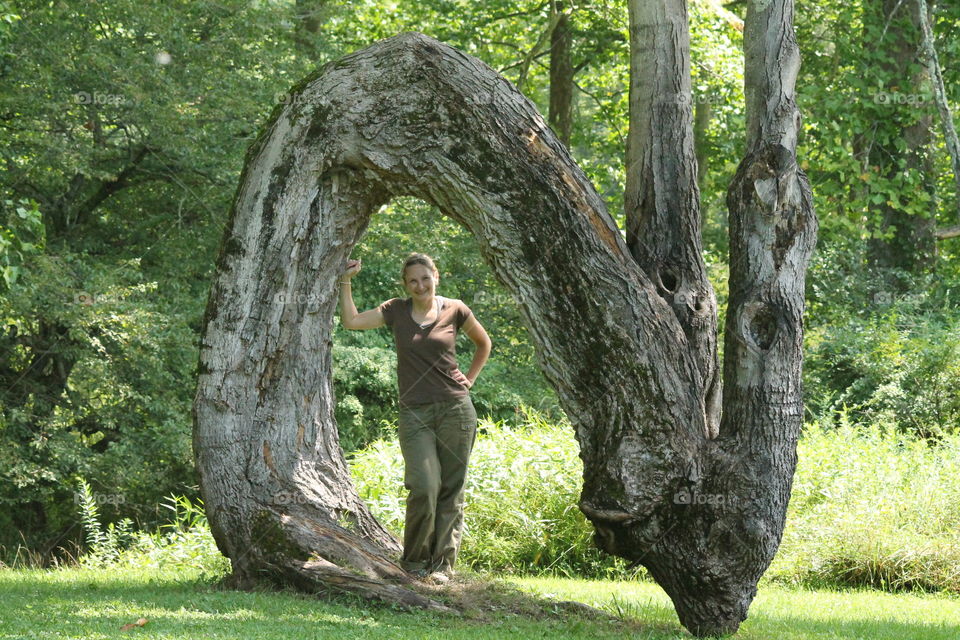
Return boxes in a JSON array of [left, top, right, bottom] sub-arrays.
[[2, 0, 959, 587]]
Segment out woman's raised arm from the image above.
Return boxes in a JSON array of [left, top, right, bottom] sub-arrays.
[[339, 258, 386, 330]]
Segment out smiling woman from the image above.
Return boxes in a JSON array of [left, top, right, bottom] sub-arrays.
[[338, 252, 492, 584]]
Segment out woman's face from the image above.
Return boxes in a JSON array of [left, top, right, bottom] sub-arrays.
[[403, 264, 438, 299]]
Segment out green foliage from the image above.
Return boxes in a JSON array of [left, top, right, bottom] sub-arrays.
[[771, 417, 960, 592], [353, 410, 960, 592], [333, 343, 398, 452], [0, 0, 326, 552], [804, 263, 960, 437], [0, 199, 44, 290], [350, 406, 629, 578], [74, 478, 135, 568], [72, 488, 227, 573], [0, 251, 202, 551], [794, 0, 960, 258]]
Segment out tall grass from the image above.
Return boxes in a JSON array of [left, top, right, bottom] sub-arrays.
[[351, 407, 960, 592], [52, 407, 960, 594], [770, 413, 960, 591], [351, 407, 627, 578], [71, 488, 228, 574]]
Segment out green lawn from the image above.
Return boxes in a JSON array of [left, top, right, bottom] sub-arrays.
[[512, 577, 960, 639], [0, 566, 956, 639]]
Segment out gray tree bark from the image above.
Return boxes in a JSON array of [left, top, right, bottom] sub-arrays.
[[548, 1, 574, 146], [194, 25, 816, 636], [625, 0, 722, 442], [865, 0, 937, 275], [916, 0, 960, 226]]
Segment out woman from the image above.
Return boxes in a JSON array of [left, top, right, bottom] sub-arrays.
[[338, 252, 492, 583]]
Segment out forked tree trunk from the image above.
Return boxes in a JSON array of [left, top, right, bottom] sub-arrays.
[[594, 0, 816, 634], [194, 23, 815, 637]]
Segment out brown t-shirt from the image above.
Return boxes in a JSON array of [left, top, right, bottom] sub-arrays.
[[377, 296, 474, 407]]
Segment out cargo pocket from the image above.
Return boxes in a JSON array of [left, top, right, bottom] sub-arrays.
[[459, 396, 477, 431]]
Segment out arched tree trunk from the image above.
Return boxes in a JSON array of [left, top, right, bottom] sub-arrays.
[[194, 23, 815, 637]]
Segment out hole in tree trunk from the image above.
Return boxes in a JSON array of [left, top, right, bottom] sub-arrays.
[[746, 303, 777, 351], [659, 269, 678, 293]]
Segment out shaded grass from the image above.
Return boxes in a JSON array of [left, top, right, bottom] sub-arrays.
[[2, 565, 958, 639], [0, 566, 630, 640], [512, 577, 960, 640]]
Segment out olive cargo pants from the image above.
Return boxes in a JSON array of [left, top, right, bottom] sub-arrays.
[[397, 394, 477, 573]]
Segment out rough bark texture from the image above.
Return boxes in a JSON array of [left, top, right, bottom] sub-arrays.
[[710, 0, 816, 632], [548, 2, 574, 146], [194, 28, 816, 637], [194, 30, 645, 611], [625, 0, 722, 441]]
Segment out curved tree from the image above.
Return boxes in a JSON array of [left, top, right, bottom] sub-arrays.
[[193, 0, 816, 633]]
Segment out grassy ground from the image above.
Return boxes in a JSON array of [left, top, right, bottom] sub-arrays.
[[513, 577, 960, 640], [1, 566, 956, 639]]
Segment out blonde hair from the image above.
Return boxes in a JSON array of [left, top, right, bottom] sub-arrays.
[[401, 253, 439, 283]]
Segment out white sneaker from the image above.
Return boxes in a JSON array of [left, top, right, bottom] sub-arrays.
[[427, 571, 450, 585]]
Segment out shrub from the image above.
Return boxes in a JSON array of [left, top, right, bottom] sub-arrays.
[[350, 406, 629, 578], [353, 409, 960, 591], [73, 485, 227, 574], [769, 416, 960, 592], [804, 312, 960, 438]]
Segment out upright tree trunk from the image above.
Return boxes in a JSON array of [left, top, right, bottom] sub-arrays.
[[865, 0, 937, 276], [195, 27, 816, 637], [548, 2, 574, 146], [624, 0, 721, 441], [602, 0, 816, 634]]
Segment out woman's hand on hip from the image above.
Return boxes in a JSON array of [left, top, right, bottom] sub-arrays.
[[451, 368, 473, 389]]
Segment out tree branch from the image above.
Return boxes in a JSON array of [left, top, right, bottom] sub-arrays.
[[935, 224, 960, 239], [916, 0, 960, 223]]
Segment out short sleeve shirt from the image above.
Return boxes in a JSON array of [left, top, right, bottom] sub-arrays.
[[377, 296, 474, 407]]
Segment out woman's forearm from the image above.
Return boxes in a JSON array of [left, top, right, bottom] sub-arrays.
[[338, 280, 359, 327], [465, 340, 491, 385]]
